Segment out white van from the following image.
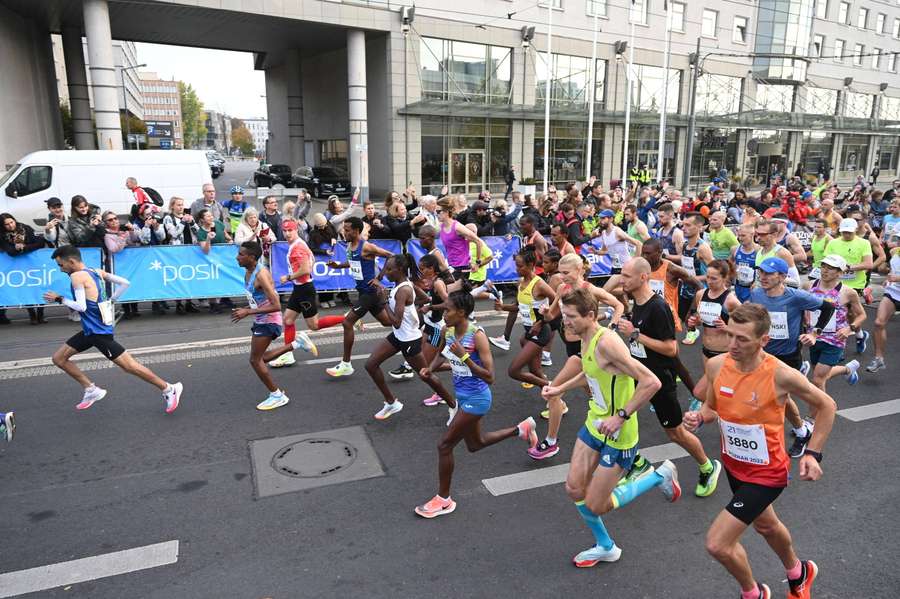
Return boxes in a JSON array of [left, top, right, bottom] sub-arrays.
[[0, 150, 213, 227]]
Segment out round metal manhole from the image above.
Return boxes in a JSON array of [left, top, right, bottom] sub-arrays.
[[270, 438, 358, 478]]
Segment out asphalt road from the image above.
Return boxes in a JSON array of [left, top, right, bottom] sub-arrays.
[[1, 297, 898, 598]]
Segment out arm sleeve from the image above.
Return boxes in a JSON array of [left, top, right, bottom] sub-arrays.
[[813, 300, 836, 331], [105, 273, 131, 301], [61, 285, 87, 312]]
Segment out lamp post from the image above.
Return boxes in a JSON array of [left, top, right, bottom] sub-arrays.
[[120, 63, 146, 149]]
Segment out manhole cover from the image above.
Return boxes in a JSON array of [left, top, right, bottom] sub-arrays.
[[271, 438, 358, 478]]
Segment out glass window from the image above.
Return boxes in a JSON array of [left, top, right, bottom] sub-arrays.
[[889, 52, 898, 73], [894, 18, 900, 38], [534, 121, 603, 187], [853, 43, 864, 65], [690, 128, 738, 187], [815, 0, 828, 19], [670, 2, 685, 31], [733, 16, 748, 43], [420, 117, 512, 195], [812, 34, 824, 57], [419, 38, 512, 104], [319, 140, 348, 172], [626, 125, 678, 182], [538, 0, 562, 7], [535, 53, 606, 108], [879, 140, 898, 170], [857, 7, 868, 28], [630, 0, 647, 24], [834, 39, 845, 62], [840, 134, 869, 172], [586, 0, 607, 17], [696, 73, 743, 115], [846, 92, 873, 118], [838, 1, 849, 23], [804, 87, 838, 115], [873, 48, 882, 69], [800, 132, 835, 177], [8, 166, 52, 197], [880, 96, 900, 120], [877, 13, 886, 32], [626, 64, 681, 113], [756, 84, 794, 112], [702, 9, 718, 37]]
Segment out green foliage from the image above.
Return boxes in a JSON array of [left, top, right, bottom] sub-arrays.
[[59, 101, 74, 148], [231, 126, 254, 156], [179, 82, 207, 148]]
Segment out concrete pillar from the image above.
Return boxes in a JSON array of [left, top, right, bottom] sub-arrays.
[[347, 30, 369, 202], [62, 27, 94, 149], [264, 64, 290, 164], [82, 0, 122, 150], [286, 49, 305, 168]]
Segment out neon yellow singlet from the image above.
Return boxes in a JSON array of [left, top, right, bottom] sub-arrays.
[[581, 327, 638, 450], [516, 275, 546, 327]]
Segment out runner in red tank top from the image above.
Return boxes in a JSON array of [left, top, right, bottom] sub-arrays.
[[684, 303, 836, 599]]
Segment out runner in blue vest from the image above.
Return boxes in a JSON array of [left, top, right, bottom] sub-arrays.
[[43, 245, 183, 413], [730, 223, 759, 302], [670, 213, 712, 345]]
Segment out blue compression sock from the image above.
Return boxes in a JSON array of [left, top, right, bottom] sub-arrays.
[[611, 471, 663, 509], [575, 501, 614, 550]]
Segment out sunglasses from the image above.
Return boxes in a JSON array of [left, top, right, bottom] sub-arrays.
[[105, 217, 118, 222], [435, 209, 444, 214]]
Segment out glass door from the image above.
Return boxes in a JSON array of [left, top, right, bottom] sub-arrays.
[[448, 150, 486, 195]]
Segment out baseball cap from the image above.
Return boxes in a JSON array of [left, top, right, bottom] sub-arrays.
[[801, 190, 812, 199], [709, 186, 722, 194], [282, 220, 298, 231], [839, 217, 858, 233], [820, 254, 848, 270], [757, 257, 789, 274], [472, 200, 489, 211], [599, 209, 615, 218], [45, 197, 63, 207]]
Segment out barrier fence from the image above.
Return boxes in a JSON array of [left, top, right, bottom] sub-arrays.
[[0, 235, 585, 308]]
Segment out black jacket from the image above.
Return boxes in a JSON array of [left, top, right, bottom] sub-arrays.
[[1, 223, 43, 256]]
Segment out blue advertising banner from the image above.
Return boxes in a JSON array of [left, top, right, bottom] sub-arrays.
[[0, 247, 103, 308], [406, 236, 521, 283], [541, 236, 613, 278], [270, 239, 402, 293], [113, 244, 246, 302]]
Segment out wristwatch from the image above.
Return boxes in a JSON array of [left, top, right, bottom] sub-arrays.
[[616, 408, 630, 420], [802, 449, 823, 463]]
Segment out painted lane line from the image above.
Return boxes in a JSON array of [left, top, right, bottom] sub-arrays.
[[837, 398, 900, 422], [482, 442, 688, 497], [0, 540, 179, 598]]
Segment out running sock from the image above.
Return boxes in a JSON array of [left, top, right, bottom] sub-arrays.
[[740, 586, 761, 599], [285, 324, 296, 344], [546, 436, 557, 445], [856, 329, 865, 339], [574, 501, 614, 551], [786, 560, 803, 581], [317, 315, 345, 329], [632, 455, 647, 470], [610, 471, 663, 509], [792, 422, 811, 438], [699, 459, 714, 474], [470, 283, 489, 296]]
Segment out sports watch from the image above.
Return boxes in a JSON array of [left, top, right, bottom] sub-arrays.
[[616, 409, 630, 420], [802, 449, 823, 463]]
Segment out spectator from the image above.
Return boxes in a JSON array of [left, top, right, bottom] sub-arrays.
[[259, 195, 284, 241], [126, 176, 152, 207], [196, 208, 231, 314], [325, 195, 359, 231], [0, 213, 46, 325], [139, 208, 168, 246], [67, 195, 104, 248], [504, 165, 516, 201], [190, 183, 227, 224], [222, 186, 248, 234], [294, 189, 313, 221], [43, 197, 70, 248], [869, 165, 880, 187], [362, 201, 389, 239], [308, 213, 339, 307], [490, 198, 521, 236], [384, 201, 425, 242], [102, 211, 143, 318], [162, 197, 200, 315], [467, 200, 494, 237], [417, 195, 440, 229], [234, 208, 276, 261]]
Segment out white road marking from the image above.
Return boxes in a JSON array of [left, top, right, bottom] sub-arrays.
[[837, 398, 900, 422], [482, 442, 688, 497], [0, 540, 179, 598]]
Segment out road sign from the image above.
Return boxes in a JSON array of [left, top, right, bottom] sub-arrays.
[[159, 139, 173, 149]]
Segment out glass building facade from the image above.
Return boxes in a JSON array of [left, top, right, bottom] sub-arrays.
[[421, 117, 511, 195], [752, 0, 814, 82], [534, 53, 607, 108], [420, 38, 512, 104], [533, 121, 603, 188]]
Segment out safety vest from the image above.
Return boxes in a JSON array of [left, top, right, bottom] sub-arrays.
[[639, 169, 651, 184]]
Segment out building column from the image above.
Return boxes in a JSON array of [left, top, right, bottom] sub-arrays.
[[347, 30, 369, 202], [264, 64, 290, 164], [286, 49, 305, 168], [82, 0, 121, 150], [62, 27, 94, 149]]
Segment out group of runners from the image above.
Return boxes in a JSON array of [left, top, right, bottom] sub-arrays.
[[14, 182, 900, 599]]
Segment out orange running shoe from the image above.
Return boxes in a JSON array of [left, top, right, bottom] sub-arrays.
[[414, 495, 457, 519], [787, 560, 817, 598]]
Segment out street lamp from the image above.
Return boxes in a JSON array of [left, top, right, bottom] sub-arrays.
[[120, 63, 147, 149]]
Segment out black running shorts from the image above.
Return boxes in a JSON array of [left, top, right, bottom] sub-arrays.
[[387, 333, 423, 358], [725, 470, 785, 525], [66, 332, 126, 361], [287, 282, 318, 318], [351, 292, 386, 318], [648, 369, 682, 429]]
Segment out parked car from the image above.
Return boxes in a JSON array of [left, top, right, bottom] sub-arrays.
[[292, 166, 351, 198], [254, 163, 293, 188], [206, 151, 225, 172], [208, 159, 222, 178]]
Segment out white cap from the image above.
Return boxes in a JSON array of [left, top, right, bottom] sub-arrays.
[[820, 254, 848, 270], [839, 218, 858, 233]]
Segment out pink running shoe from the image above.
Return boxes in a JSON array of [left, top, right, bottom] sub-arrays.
[[527, 439, 560, 460], [76, 385, 107, 410], [517, 417, 539, 450], [414, 495, 457, 519], [422, 393, 445, 407]]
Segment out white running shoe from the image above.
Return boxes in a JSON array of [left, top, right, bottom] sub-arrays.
[[292, 331, 318, 356], [446, 403, 458, 427], [2, 412, 14, 442], [269, 352, 296, 368], [257, 390, 290, 411], [68, 311, 81, 322], [656, 459, 682, 502], [375, 401, 404, 420], [326, 361, 354, 377], [489, 336, 511, 351], [573, 544, 622, 568], [163, 382, 183, 414], [541, 351, 553, 367], [76, 385, 107, 410]]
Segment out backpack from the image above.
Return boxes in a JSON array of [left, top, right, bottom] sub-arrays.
[[144, 186, 164, 206]]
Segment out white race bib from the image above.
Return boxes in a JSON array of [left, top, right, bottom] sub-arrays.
[[682, 255, 696, 277], [698, 300, 723, 326], [649, 279, 665, 297], [629, 339, 647, 359], [442, 346, 472, 377], [808, 308, 837, 333], [245, 291, 258, 309], [349, 260, 364, 280], [612, 253, 623, 268], [737, 263, 755, 286], [768, 311, 789, 340], [585, 375, 607, 412], [719, 418, 770, 465], [518, 303, 534, 327]]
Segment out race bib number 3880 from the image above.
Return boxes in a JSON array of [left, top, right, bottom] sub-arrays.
[[719, 418, 769, 465]]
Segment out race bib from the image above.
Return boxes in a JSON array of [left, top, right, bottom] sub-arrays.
[[768, 311, 789, 339], [719, 418, 770, 465], [698, 301, 723, 326], [737, 264, 755, 286], [245, 291, 258, 309], [682, 255, 696, 277], [612, 253, 623, 268], [585, 375, 607, 412], [629, 339, 647, 359], [518, 303, 534, 327], [442, 346, 472, 377], [808, 308, 837, 333], [649, 279, 665, 297], [349, 260, 363, 280]]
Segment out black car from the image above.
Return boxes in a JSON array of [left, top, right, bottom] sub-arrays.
[[208, 160, 222, 179], [254, 163, 293, 187], [292, 166, 351, 198]]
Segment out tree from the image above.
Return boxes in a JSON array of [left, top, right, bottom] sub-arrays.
[[60, 101, 74, 148], [179, 82, 207, 149], [120, 113, 148, 149], [231, 126, 254, 156], [230, 117, 244, 131]]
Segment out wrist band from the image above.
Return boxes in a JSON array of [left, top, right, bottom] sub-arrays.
[[459, 353, 470, 363]]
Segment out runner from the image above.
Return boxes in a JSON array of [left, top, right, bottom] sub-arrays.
[[670, 212, 713, 345], [623, 205, 651, 243], [825, 218, 873, 354], [867, 235, 900, 372], [755, 219, 800, 287], [550, 223, 577, 256], [687, 260, 742, 364], [267, 220, 343, 368], [0, 411, 14, 442], [806, 254, 865, 396], [530, 254, 624, 460], [749, 257, 836, 458], [708, 211, 739, 260], [542, 287, 679, 567], [416, 253, 454, 407], [230, 242, 292, 410], [589, 209, 640, 273], [652, 203, 684, 257], [414, 290, 538, 518], [364, 254, 455, 422], [616, 257, 722, 497], [494, 249, 556, 389], [683, 303, 836, 599], [43, 245, 183, 413], [437, 196, 487, 280], [731, 223, 759, 303], [414, 225, 449, 272], [325, 217, 395, 378], [804, 219, 832, 289]]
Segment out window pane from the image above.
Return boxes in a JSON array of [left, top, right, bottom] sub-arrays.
[[702, 9, 718, 36], [756, 84, 794, 112], [804, 87, 838, 115], [834, 39, 844, 61], [857, 7, 867, 28], [815, 0, 827, 19], [845, 92, 873, 118], [734, 16, 748, 42], [696, 73, 742, 115]]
